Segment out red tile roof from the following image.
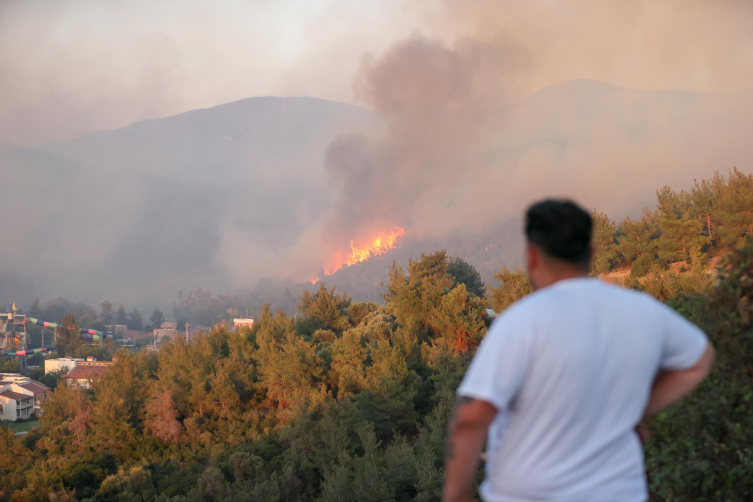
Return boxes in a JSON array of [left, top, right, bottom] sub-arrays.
[[65, 365, 108, 380], [0, 390, 33, 402], [20, 382, 50, 396]]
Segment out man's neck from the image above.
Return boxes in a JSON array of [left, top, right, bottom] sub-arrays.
[[534, 269, 589, 290]]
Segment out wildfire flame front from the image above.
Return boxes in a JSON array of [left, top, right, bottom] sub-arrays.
[[325, 227, 406, 275]]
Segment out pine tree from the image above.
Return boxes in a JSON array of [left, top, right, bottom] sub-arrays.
[[617, 209, 661, 268], [144, 387, 184, 442], [115, 305, 127, 325], [486, 267, 532, 313], [715, 167, 753, 249], [100, 300, 114, 324], [591, 210, 620, 274], [297, 283, 352, 333], [689, 174, 721, 243], [447, 256, 486, 298], [127, 309, 143, 331], [56, 314, 83, 356], [149, 309, 164, 330], [382, 250, 455, 334], [655, 186, 707, 264]]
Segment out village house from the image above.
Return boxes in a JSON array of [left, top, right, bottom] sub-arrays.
[[153, 321, 179, 344], [233, 318, 254, 331], [63, 359, 115, 389], [44, 356, 79, 374], [0, 373, 51, 420]]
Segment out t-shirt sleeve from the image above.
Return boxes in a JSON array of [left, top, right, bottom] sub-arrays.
[[659, 304, 709, 370], [455, 314, 530, 411]]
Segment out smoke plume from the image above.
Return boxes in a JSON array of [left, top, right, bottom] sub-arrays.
[[322, 0, 753, 256]]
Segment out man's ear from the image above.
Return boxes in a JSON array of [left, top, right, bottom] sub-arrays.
[[526, 245, 538, 271]]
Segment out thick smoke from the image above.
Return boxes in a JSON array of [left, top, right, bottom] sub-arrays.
[[322, 0, 753, 254], [2, 0, 753, 309], [425, 0, 753, 96]]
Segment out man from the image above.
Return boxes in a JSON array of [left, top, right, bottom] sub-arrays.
[[443, 200, 714, 502]]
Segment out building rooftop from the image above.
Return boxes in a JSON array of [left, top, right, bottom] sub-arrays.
[[0, 390, 33, 402], [65, 365, 109, 380], [76, 360, 114, 367], [19, 381, 51, 396]]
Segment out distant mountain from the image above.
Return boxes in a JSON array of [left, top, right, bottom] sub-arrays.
[[52, 96, 375, 183], [1, 82, 751, 310], [1, 97, 377, 308]]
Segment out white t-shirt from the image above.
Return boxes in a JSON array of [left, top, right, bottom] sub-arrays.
[[457, 277, 708, 502]]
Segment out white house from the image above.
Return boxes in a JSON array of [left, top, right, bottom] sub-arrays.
[[64, 360, 114, 389], [45, 357, 79, 374], [153, 321, 179, 344], [0, 373, 51, 420], [0, 390, 34, 420]]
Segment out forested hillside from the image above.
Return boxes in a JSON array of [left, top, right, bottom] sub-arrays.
[[2, 169, 753, 501], [591, 167, 753, 279]]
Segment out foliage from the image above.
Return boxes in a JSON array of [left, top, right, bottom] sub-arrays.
[[29, 368, 66, 390], [626, 265, 713, 303], [297, 283, 352, 335], [149, 309, 164, 330], [486, 267, 532, 314], [595, 169, 753, 278], [172, 287, 254, 327], [591, 210, 620, 275], [115, 306, 128, 326], [127, 309, 143, 331], [100, 301, 114, 325], [641, 237, 753, 501], [55, 314, 84, 356], [0, 251, 489, 502], [447, 257, 486, 298], [0, 359, 21, 373], [1, 172, 752, 502]]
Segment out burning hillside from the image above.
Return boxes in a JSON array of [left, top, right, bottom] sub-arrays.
[[324, 227, 406, 275]]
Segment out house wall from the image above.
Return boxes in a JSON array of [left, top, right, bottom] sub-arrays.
[[45, 359, 78, 374], [0, 395, 34, 421], [154, 328, 178, 343], [0, 397, 16, 420], [16, 398, 33, 419]]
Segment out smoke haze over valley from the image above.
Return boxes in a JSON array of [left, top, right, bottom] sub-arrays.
[[1, 0, 753, 311]]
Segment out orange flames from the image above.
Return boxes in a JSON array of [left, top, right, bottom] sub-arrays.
[[325, 227, 406, 275]]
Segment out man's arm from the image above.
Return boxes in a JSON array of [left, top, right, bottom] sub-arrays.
[[443, 396, 498, 502], [643, 343, 714, 418]]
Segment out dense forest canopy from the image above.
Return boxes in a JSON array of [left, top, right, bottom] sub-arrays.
[[1, 169, 753, 501]]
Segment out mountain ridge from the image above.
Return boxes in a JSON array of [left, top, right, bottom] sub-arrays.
[[2, 80, 751, 307]]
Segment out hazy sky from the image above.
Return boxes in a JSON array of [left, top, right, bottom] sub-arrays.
[[0, 0, 421, 145], [2, 0, 752, 146]]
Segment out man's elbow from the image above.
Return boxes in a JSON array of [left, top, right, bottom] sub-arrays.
[[683, 343, 715, 390], [697, 343, 714, 379]]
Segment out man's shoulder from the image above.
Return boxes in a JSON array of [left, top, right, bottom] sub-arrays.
[[497, 279, 662, 321], [489, 289, 545, 329]]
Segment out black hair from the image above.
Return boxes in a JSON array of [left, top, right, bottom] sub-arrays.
[[525, 199, 592, 265]]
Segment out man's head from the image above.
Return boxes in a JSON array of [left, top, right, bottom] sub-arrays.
[[525, 199, 593, 290]]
